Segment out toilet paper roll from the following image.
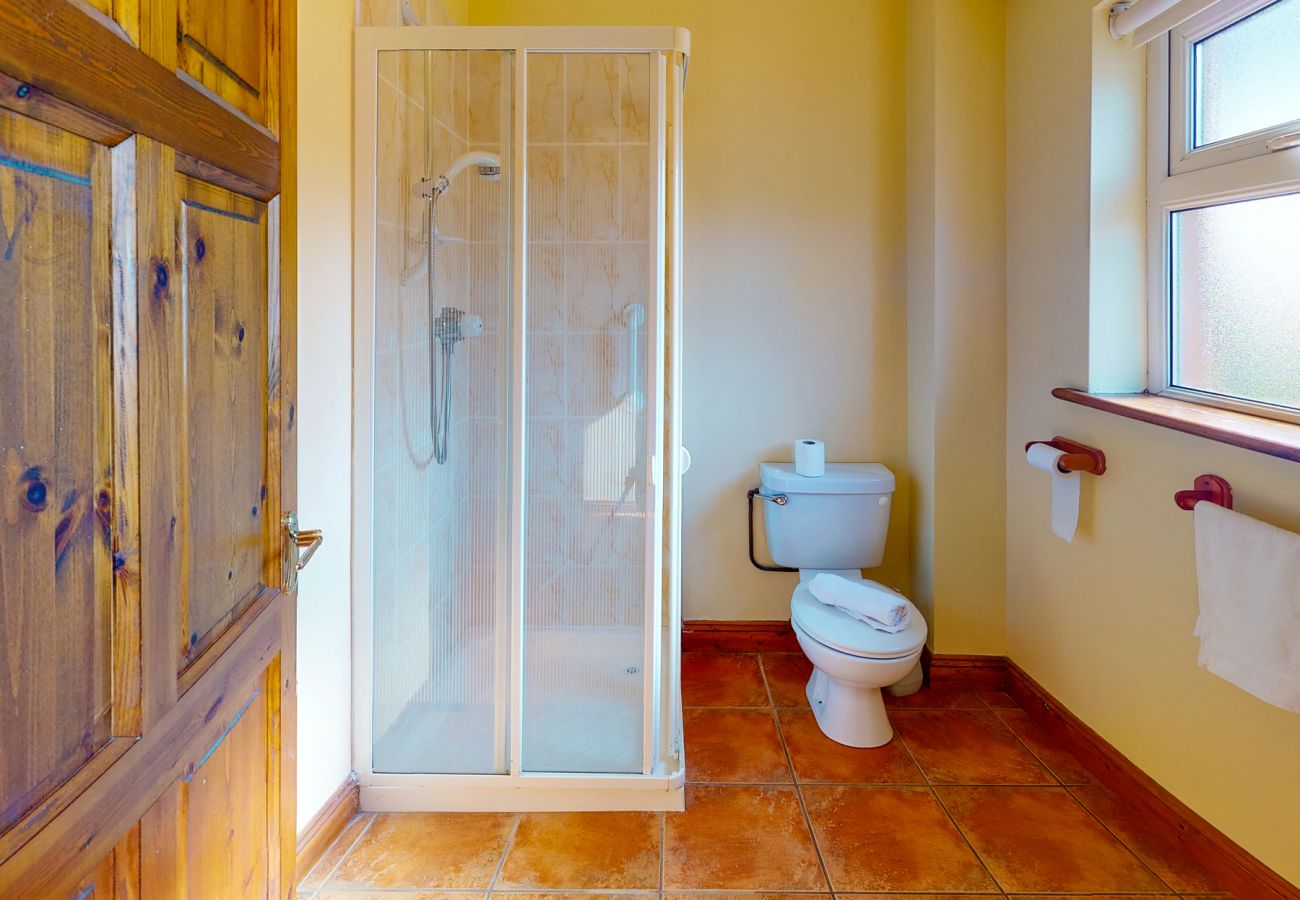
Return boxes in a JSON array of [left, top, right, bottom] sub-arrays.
[[1026, 443, 1079, 542], [795, 439, 825, 477]]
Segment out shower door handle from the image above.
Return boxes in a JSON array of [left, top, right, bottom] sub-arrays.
[[282, 510, 323, 594]]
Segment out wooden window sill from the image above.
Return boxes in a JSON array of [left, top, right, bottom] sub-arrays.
[[1052, 388, 1300, 464]]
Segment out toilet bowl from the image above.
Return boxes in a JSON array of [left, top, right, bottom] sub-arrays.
[[757, 459, 926, 748], [790, 577, 927, 747]]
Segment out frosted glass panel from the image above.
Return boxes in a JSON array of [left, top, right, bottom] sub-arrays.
[[1194, 0, 1300, 146], [1171, 193, 1300, 410], [371, 49, 513, 774], [521, 52, 655, 774]]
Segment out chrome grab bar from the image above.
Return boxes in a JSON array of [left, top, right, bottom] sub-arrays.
[[623, 303, 645, 411]]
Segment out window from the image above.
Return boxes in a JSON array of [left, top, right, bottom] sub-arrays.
[[1150, 0, 1300, 422]]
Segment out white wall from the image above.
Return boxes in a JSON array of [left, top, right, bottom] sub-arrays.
[[295, 0, 355, 832]]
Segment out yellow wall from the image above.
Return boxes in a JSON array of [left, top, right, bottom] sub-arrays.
[[907, 0, 1007, 653], [295, 3, 1300, 879], [468, 0, 912, 620], [1007, 0, 1300, 882]]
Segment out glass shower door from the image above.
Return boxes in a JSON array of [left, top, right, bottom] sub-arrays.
[[370, 48, 514, 775], [520, 51, 664, 774]]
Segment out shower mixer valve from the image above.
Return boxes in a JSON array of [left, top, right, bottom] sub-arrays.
[[434, 307, 484, 346]]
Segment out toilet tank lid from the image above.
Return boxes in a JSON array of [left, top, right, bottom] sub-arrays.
[[760, 462, 895, 495]]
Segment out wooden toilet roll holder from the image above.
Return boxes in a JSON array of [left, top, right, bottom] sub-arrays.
[[1024, 437, 1107, 476]]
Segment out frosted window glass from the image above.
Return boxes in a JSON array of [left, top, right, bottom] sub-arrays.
[[1171, 193, 1300, 410], [1194, 0, 1300, 146]]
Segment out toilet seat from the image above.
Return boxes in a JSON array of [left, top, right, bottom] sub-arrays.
[[791, 579, 927, 660]]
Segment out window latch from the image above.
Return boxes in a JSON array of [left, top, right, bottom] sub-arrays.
[[1265, 131, 1300, 152]]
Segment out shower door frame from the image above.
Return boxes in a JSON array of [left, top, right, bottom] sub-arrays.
[[352, 26, 689, 811]]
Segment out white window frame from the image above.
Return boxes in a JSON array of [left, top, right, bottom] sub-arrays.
[[1147, 0, 1300, 423]]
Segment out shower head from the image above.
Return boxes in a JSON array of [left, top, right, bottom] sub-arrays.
[[427, 151, 502, 196]]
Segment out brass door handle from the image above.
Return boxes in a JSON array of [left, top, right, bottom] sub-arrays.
[[282, 511, 323, 593]]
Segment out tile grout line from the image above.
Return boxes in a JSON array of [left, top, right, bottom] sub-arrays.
[[307, 812, 378, 893], [1061, 783, 1183, 895], [659, 799, 667, 894], [485, 813, 523, 896], [892, 715, 1009, 897], [983, 702, 1068, 788], [758, 653, 835, 894], [987, 702, 1185, 893]]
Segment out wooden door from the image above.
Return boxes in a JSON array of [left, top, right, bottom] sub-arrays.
[[0, 0, 298, 897]]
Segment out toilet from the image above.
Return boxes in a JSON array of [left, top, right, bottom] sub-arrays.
[[759, 462, 927, 748]]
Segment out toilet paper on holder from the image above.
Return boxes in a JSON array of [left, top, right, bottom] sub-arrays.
[[795, 439, 825, 477], [1026, 443, 1080, 542]]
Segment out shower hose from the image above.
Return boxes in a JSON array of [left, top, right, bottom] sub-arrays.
[[426, 188, 453, 466]]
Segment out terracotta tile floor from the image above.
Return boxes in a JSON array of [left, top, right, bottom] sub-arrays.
[[298, 650, 1228, 898]]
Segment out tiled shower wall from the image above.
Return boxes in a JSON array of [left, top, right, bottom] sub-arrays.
[[370, 49, 657, 767], [523, 53, 653, 632], [372, 49, 508, 750]]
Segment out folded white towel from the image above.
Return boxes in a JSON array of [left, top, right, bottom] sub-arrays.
[[1194, 502, 1300, 713], [808, 573, 910, 633]]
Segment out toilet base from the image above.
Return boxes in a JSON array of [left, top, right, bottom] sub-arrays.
[[806, 667, 895, 748]]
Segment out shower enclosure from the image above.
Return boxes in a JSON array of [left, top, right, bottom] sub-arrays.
[[352, 27, 688, 810]]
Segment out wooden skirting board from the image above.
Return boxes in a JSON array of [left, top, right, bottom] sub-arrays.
[[296, 774, 359, 882], [681, 620, 1299, 898], [681, 619, 801, 652]]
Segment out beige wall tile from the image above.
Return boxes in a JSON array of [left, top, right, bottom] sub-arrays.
[[620, 53, 651, 142], [468, 418, 499, 497], [566, 54, 620, 142], [565, 332, 618, 416], [376, 80, 404, 228], [467, 497, 497, 569], [468, 52, 503, 143], [569, 502, 643, 568], [527, 52, 565, 142], [620, 143, 650, 241], [467, 242, 502, 327], [466, 331, 500, 418], [452, 50, 469, 135], [525, 565, 565, 623], [526, 496, 567, 567], [375, 223, 403, 353], [565, 243, 619, 331], [566, 145, 620, 241], [527, 145, 565, 241], [526, 417, 570, 497], [526, 333, 566, 416], [527, 243, 566, 332], [464, 167, 507, 242], [429, 50, 457, 130], [617, 242, 650, 313]]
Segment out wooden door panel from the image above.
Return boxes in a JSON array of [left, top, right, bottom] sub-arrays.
[[176, 175, 271, 671], [0, 1, 296, 895], [0, 108, 115, 835], [183, 670, 273, 898], [141, 659, 282, 900], [73, 825, 140, 899], [81, 0, 140, 46], [178, 0, 279, 134]]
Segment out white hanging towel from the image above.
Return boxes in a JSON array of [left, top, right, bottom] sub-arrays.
[[1193, 502, 1300, 713], [807, 573, 910, 633]]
